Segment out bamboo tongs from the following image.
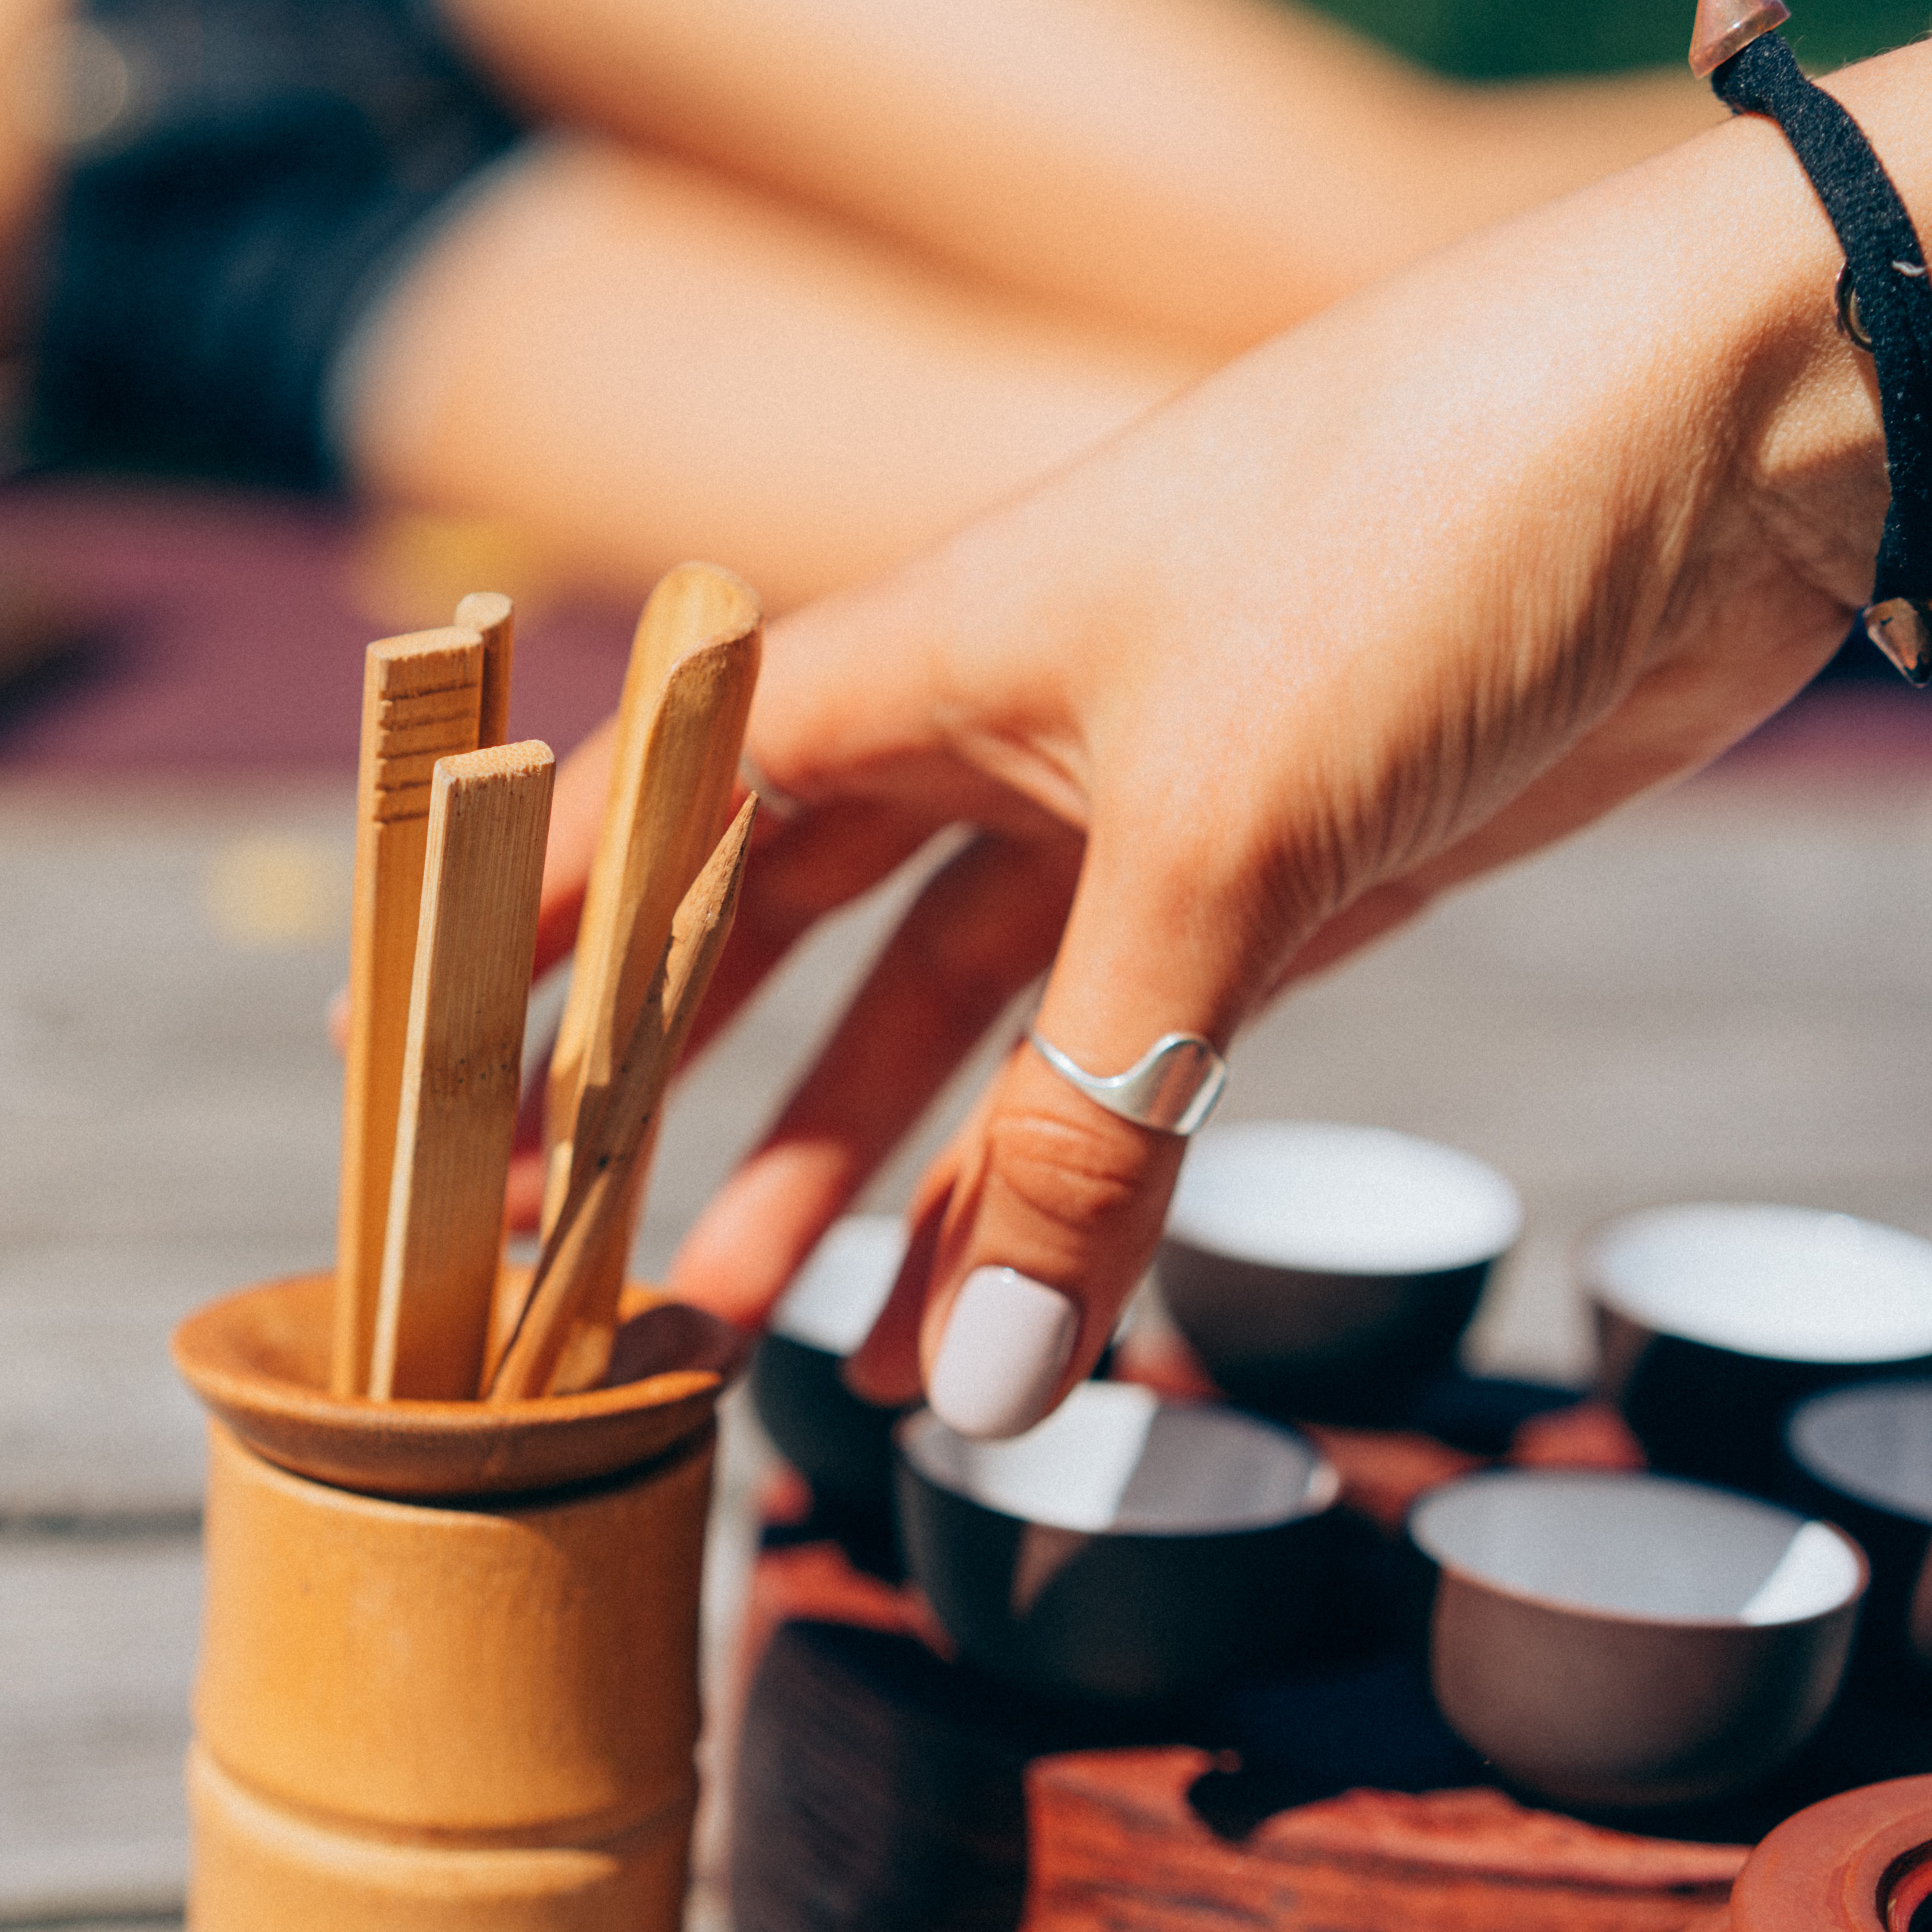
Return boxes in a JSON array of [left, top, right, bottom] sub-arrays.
[[529, 564, 761, 1392], [489, 797, 756, 1401]]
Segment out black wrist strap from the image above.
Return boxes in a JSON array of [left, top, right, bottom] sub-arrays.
[[1713, 32, 1932, 682]]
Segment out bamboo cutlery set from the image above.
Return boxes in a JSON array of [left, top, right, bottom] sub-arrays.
[[331, 563, 762, 1406]]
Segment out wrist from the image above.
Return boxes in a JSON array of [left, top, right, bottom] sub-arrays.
[[1714, 39, 1932, 620]]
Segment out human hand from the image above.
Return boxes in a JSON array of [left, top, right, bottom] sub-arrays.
[[561, 47, 1919, 1435]]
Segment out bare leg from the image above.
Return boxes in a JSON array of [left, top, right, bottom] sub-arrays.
[[341, 137, 1204, 611], [437, 0, 1721, 354]]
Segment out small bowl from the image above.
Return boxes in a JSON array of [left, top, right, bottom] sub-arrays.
[[749, 1215, 908, 1522], [895, 1380, 1341, 1704], [1156, 1121, 1523, 1426], [1788, 1379, 1932, 1682], [1587, 1204, 1932, 1495], [1411, 1469, 1866, 1810]]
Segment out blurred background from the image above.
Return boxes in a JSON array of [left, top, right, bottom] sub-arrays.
[[7, 0, 1932, 1923]]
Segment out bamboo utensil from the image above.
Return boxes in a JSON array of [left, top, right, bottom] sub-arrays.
[[540, 564, 760, 1388], [331, 626, 484, 1397], [455, 590, 514, 749], [368, 742, 554, 1401], [491, 797, 756, 1403]]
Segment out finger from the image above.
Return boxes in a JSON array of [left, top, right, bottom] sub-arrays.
[[865, 820, 1264, 1438], [667, 829, 1080, 1329], [679, 797, 938, 1062], [843, 1153, 963, 1402]]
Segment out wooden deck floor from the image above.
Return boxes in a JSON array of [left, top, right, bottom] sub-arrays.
[[4, 718, 1931, 1925]]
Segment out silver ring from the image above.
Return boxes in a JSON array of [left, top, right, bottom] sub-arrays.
[[1027, 1028, 1228, 1136]]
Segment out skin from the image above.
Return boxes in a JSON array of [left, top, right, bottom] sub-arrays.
[[0, 0, 63, 353], [4, 0, 1718, 611], [343, 0, 1720, 609], [525, 40, 1917, 1430]]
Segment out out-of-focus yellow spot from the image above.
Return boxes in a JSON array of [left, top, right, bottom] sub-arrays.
[[348, 511, 554, 632], [202, 838, 350, 950]]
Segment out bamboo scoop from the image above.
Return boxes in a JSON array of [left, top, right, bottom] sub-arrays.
[[491, 797, 755, 1402], [331, 627, 484, 1397], [538, 565, 760, 1390], [368, 741, 555, 1400], [455, 591, 514, 749]]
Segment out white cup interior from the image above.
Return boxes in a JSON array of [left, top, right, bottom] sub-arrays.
[[1412, 1471, 1863, 1626], [1790, 1379, 1932, 1523], [1165, 1120, 1522, 1276], [1588, 1204, 1932, 1364], [901, 1381, 1339, 1536], [768, 1214, 906, 1355]]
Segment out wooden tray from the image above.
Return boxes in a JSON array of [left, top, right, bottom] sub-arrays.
[[724, 1397, 1930, 1932]]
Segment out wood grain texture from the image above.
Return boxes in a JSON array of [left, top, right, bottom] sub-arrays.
[[491, 798, 755, 1402], [541, 564, 760, 1383], [454, 591, 514, 750], [331, 627, 483, 1398], [726, 1527, 1748, 1932], [368, 740, 554, 1401], [1023, 1751, 1745, 1931]]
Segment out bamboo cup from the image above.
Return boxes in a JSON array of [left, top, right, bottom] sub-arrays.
[[173, 1271, 742, 1930]]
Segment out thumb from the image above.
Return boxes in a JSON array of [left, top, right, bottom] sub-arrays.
[[847, 831, 1250, 1437]]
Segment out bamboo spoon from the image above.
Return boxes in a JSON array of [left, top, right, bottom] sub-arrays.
[[331, 627, 484, 1397], [368, 741, 555, 1400], [455, 591, 514, 749], [540, 564, 760, 1389], [491, 798, 755, 1403]]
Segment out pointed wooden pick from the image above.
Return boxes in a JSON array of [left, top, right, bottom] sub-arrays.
[[1689, 0, 1788, 78], [487, 796, 757, 1403]]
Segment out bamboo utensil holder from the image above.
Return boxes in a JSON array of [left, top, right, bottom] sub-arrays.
[[174, 1271, 741, 1930]]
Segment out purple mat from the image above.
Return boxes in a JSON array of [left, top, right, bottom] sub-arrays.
[[0, 480, 634, 774], [3, 477, 1930, 781]]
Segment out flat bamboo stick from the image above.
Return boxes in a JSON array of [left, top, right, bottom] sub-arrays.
[[491, 797, 755, 1402], [331, 627, 484, 1397], [540, 564, 760, 1387], [368, 740, 555, 1400], [455, 591, 514, 749]]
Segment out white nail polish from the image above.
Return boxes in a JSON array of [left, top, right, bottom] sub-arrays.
[[928, 1267, 1078, 1440]]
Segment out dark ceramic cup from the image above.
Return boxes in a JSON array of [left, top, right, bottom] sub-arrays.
[[896, 1381, 1341, 1705], [1411, 1469, 1866, 1811], [1156, 1121, 1522, 1426], [749, 1215, 907, 1524], [1788, 1379, 1932, 1686], [1587, 1205, 1932, 1499]]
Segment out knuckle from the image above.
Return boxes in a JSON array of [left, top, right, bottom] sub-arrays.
[[982, 1103, 1172, 1269]]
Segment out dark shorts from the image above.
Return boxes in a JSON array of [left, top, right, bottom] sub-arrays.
[[27, 0, 525, 491]]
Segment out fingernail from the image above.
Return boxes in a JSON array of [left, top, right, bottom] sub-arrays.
[[928, 1267, 1078, 1440]]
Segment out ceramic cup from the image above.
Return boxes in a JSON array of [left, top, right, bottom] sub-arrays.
[[1156, 1121, 1523, 1426], [1411, 1468, 1866, 1811], [1788, 1379, 1932, 1685], [895, 1379, 1341, 1704], [1587, 1204, 1932, 1497], [173, 1270, 738, 1931], [749, 1215, 907, 1526]]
